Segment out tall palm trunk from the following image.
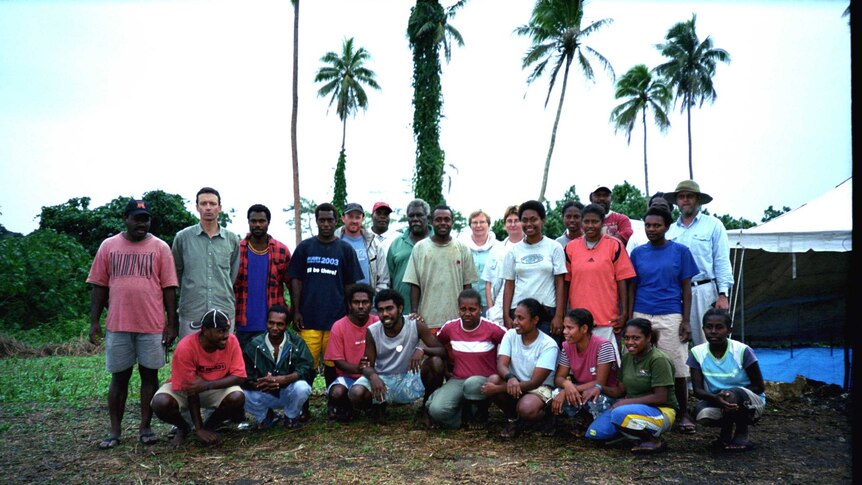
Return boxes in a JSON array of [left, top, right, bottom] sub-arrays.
[[686, 94, 693, 179], [538, 56, 573, 203], [341, 116, 347, 151], [641, 106, 649, 195], [290, 0, 302, 244]]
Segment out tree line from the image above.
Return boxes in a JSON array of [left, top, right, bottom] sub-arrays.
[[0, 185, 790, 337]]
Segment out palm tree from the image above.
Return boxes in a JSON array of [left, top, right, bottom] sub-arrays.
[[315, 38, 380, 151], [610, 64, 671, 195], [314, 38, 380, 213], [407, 0, 467, 207], [516, 0, 615, 203], [655, 14, 730, 179], [290, 0, 301, 245]]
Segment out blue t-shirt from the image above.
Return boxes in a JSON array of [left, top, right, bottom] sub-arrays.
[[343, 234, 370, 285], [630, 240, 699, 315], [286, 237, 364, 331], [242, 250, 269, 333]]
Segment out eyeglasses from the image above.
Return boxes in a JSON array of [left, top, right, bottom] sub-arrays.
[[470, 220, 489, 225]]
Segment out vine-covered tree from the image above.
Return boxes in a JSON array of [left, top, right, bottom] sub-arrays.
[[655, 14, 730, 179], [315, 37, 380, 214], [407, 0, 467, 207], [610, 64, 671, 195], [516, 0, 614, 202]]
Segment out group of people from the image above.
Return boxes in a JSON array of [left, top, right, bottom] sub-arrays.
[[87, 181, 765, 453]]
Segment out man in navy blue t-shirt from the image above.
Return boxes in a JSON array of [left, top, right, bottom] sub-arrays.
[[287, 203, 363, 419]]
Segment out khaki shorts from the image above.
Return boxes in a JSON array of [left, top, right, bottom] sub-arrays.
[[528, 385, 554, 403], [153, 382, 243, 410], [633, 312, 690, 378]]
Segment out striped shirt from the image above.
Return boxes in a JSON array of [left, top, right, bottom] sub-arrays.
[[436, 318, 506, 380]]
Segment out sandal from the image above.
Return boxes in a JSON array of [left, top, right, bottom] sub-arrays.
[[98, 436, 121, 450], [138, 430, 158, 445]]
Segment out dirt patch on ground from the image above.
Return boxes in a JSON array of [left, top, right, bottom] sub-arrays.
[[0, 378, 852, 484]]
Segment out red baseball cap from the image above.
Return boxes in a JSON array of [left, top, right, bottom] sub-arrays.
[[372, 202, 392, 213]]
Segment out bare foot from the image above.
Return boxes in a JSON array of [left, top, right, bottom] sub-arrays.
[[170, 427, 188, 448]]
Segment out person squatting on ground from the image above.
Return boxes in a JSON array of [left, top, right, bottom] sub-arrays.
[[481, 298, 558, 439], [241, 304, 313, 430], [151, 309, 247, 447], [628, 206, 701, 433], [323, 283, 379, 422], [88, 199, 179, 449], [425, 289, 506, 429], [585, 318, 678, 454], [688, 309, 765, 451], [348, 289, 446, 424], [550, 308, 618, 436]]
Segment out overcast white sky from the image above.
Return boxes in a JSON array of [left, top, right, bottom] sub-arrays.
[[0, 0, 851, 248]]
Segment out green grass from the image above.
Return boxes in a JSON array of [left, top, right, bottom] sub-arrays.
[[0, 351, 327, 411], [0, 355, 170, 407]]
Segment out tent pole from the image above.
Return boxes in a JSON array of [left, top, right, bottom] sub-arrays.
[[740, 249, 745, 343]]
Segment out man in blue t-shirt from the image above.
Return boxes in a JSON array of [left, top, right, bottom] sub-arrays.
[[334, 202, 390, 292], [628, 206, 700, 433], [287, 203, 364, 419]]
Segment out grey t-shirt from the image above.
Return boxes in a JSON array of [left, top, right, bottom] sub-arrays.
[[368, 316, 420, 375]]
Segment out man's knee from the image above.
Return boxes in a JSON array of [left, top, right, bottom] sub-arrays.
[[329, 384, 348, 401], [291, 380, 312, 399], [423, 356, 445, 376], [220, 390, 246, 410], [150, 393, 178, 415], [110, 368, 134, 386]]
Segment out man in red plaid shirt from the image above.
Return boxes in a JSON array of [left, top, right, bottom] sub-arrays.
[[233, 204, 292, 350]]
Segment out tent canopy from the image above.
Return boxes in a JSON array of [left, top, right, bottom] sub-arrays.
[[728, 178, 852, 253]]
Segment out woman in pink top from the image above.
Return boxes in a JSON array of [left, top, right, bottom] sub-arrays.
[[551, 308, 618, 435]]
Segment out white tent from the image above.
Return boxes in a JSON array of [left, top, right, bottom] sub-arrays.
[[728, 178, 852, 252], [727, 178, 851, 388]]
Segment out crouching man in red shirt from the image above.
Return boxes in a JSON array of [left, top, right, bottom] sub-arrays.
[[151, 309, 247, 447]]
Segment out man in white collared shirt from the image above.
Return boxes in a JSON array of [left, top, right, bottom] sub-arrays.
[[664, 180, 734, 347]]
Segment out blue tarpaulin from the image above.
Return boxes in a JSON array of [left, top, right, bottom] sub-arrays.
[[754, 347, 850, 386]]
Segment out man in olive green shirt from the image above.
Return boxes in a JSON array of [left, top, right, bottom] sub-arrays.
[[172, 187, 240, 338]]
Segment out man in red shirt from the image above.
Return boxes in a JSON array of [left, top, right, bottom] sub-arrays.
[[589, 185, 633, 246], [323, 283, 379, 421], [151, 309, 247, 447], [88, 199, 178, 449]]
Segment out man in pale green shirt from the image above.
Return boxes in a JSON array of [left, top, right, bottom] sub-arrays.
[[172, 187, 240, 338], [386, 199, 430, 314]]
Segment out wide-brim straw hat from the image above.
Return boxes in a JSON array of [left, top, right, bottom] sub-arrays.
[[663, 180, 713, 205]]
